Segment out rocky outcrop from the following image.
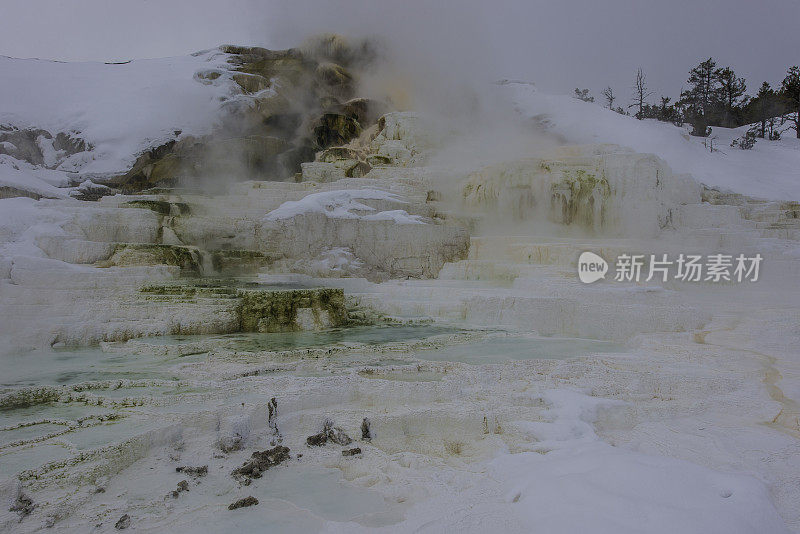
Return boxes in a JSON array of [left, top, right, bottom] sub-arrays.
[[0, 126, 90, 168], [231, 446, 291, 483], [114, 36, 390, 192], [306, 419, 353, 447], [228, 496, 259, 510]]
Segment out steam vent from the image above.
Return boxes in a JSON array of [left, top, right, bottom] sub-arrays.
[[1, 12, 800, 534]]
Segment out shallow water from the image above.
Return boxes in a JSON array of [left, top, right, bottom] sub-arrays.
[[0, 346, 204, 387], [0, 325, 461, 387], [0, 325, 629, 522], [413, 335, 625, 365], [147, 324, 461, 352]]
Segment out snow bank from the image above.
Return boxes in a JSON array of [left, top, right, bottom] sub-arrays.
[[0, 50, 233, 174], [263, 189, 426, 224], [489, 389, 788, 534], [0, 156, 70, 198], [502, 82, 800, 202], [326, 388, 788, 534]]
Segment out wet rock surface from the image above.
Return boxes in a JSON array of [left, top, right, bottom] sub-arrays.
[[175, 465, 208, 477]]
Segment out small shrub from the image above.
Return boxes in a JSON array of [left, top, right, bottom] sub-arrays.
[[731, 129, 756, 149]]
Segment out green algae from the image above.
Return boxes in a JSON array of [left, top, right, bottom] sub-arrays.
[[551, 168, 610, 228], [99, 244, 202, 272], [237, 288, 349, 333]]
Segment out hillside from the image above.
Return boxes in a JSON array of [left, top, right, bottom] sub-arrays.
[[500, 81, 800, 201]]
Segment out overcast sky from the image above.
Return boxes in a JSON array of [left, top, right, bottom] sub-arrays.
[[1, 0, 798, 103]]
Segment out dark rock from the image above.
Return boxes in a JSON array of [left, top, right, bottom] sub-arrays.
[[340, 98, 388, 127], [114, 514, 131, 530], [361, 418, 372, 441], [312, 113, 362, 149], [176, 465, 208, 477], [278, 144, 317, 175], [306, 419, 353, 447], [228, 496, 259, 510], [10, 492, 34, 517], [117, 134, 291, 192], [0, 127, 90, 168], [177, 480, 189, 492], [112, 41, 383, 192], [306, 432, 328, 447], [342, 447, 362, 457], [53, 132, 90, 156], [0, 128, 51, 166], [232, 445, 291, 482], [267, 397, 281, 441]]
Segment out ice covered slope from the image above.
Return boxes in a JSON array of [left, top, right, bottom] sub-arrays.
[[0, 51, 233, 175], [499, 81, 800, 202]]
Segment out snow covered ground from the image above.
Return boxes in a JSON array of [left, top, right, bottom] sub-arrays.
[[501, 81, 800, 201], [0, 52, 233, 173]]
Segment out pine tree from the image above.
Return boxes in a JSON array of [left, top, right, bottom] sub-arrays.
[[781, 66, 800, 138], [678, 58, 720, 136], [715, 66, 747, 127], [748, 82, 781, 138], [657, 96, 682, 124]]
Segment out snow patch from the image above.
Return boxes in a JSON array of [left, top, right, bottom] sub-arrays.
[[329, 388, 789, 534], [263, 189, 426, 225], [0, 156, 70, 198], [309, 247, 364, 273], [0, 50, 235, 175]]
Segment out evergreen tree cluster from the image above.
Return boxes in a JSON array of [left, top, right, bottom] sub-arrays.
[[590, 61, 800, 139]]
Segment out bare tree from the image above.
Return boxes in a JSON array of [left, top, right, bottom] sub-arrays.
[[601, 87, 616, 110], [630, 68, 653, 119]]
